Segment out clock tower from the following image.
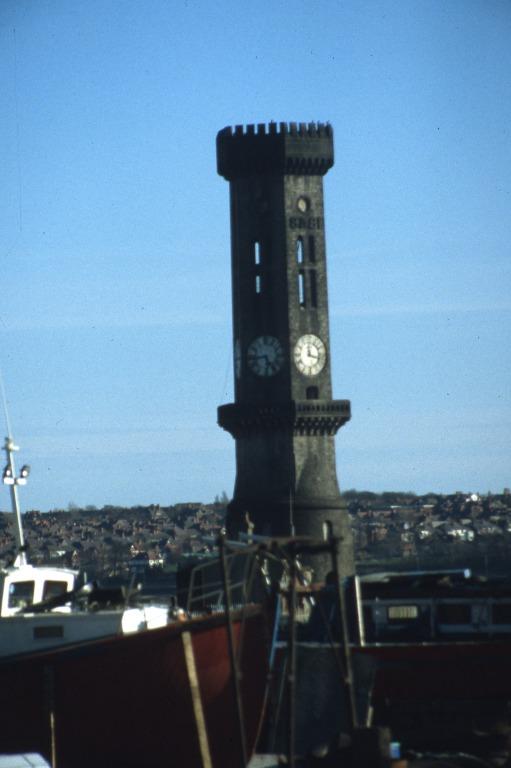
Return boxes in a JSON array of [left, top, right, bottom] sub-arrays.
[[217, 122, 354, 579]]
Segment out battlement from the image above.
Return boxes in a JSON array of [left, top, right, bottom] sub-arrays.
[[219, 122, 333, 139], [217, 121, 334, 180]]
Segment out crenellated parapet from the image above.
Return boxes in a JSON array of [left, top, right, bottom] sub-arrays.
[[217, 122, 334, 180]]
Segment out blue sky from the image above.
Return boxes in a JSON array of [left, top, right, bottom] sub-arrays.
[[1, 0, 510, 511]]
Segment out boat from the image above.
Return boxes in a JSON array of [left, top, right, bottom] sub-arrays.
[[348, 570, 511, 751], [0, 417, 271, 766], [0, 601, 269, 768], [262, 547, 511, 759], [1, 433, 170, 657], [355, 568, 511, 643], [0, 558, 172, 656]]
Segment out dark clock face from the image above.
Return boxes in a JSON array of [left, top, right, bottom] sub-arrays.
[[247, 335, 284, 377]]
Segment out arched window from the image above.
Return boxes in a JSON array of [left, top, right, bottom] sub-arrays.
[[306, 386, 319, 400]]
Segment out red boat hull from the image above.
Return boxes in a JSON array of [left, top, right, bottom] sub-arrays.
[[354, 640, 511, 747], [0, 606, 268, 767], [356, 640, 511, 700]]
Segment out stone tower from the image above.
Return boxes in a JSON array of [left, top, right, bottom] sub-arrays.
[[216, 122, 354, 579]]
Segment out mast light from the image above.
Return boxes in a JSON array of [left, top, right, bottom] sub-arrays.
[[2, 466, 14, 485]]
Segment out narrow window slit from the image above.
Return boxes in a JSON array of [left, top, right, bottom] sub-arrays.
[[255, 274, 262, 294], [296, 237, 304, 264], [254, 241, 261, 265], [310, 270, 317, 308], [298, 270, 306, 307], [308, 236, 316, 263]]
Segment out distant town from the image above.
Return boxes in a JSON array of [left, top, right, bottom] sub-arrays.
[[1, 489, 511, 580]]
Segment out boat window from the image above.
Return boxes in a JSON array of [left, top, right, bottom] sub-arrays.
[[8, 580, 35, 609], [437, 603, 471, 624], [387, 605, 418, 621], [493, 603, 511, 624], [34, 625, 64, 640], [43, 580, 69, 601]]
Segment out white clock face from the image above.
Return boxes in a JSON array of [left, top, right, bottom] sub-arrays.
[[294, 334, 326, 376], [247, 335, 284, 377]]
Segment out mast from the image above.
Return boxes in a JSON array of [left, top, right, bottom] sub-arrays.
[[1, 376, 30, 566]]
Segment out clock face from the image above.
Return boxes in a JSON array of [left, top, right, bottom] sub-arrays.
[[247, 335, 284, 377], [294, 334, 326, 376]]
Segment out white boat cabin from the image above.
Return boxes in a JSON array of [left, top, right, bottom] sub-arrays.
[[1, 563, 77, 617], [0, 433, 170, 658]]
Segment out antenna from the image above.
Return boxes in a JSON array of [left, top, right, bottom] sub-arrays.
[[0, 368, 13, 439]]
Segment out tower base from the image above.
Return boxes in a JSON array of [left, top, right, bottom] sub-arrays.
[[226, 496, 354, 581]]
